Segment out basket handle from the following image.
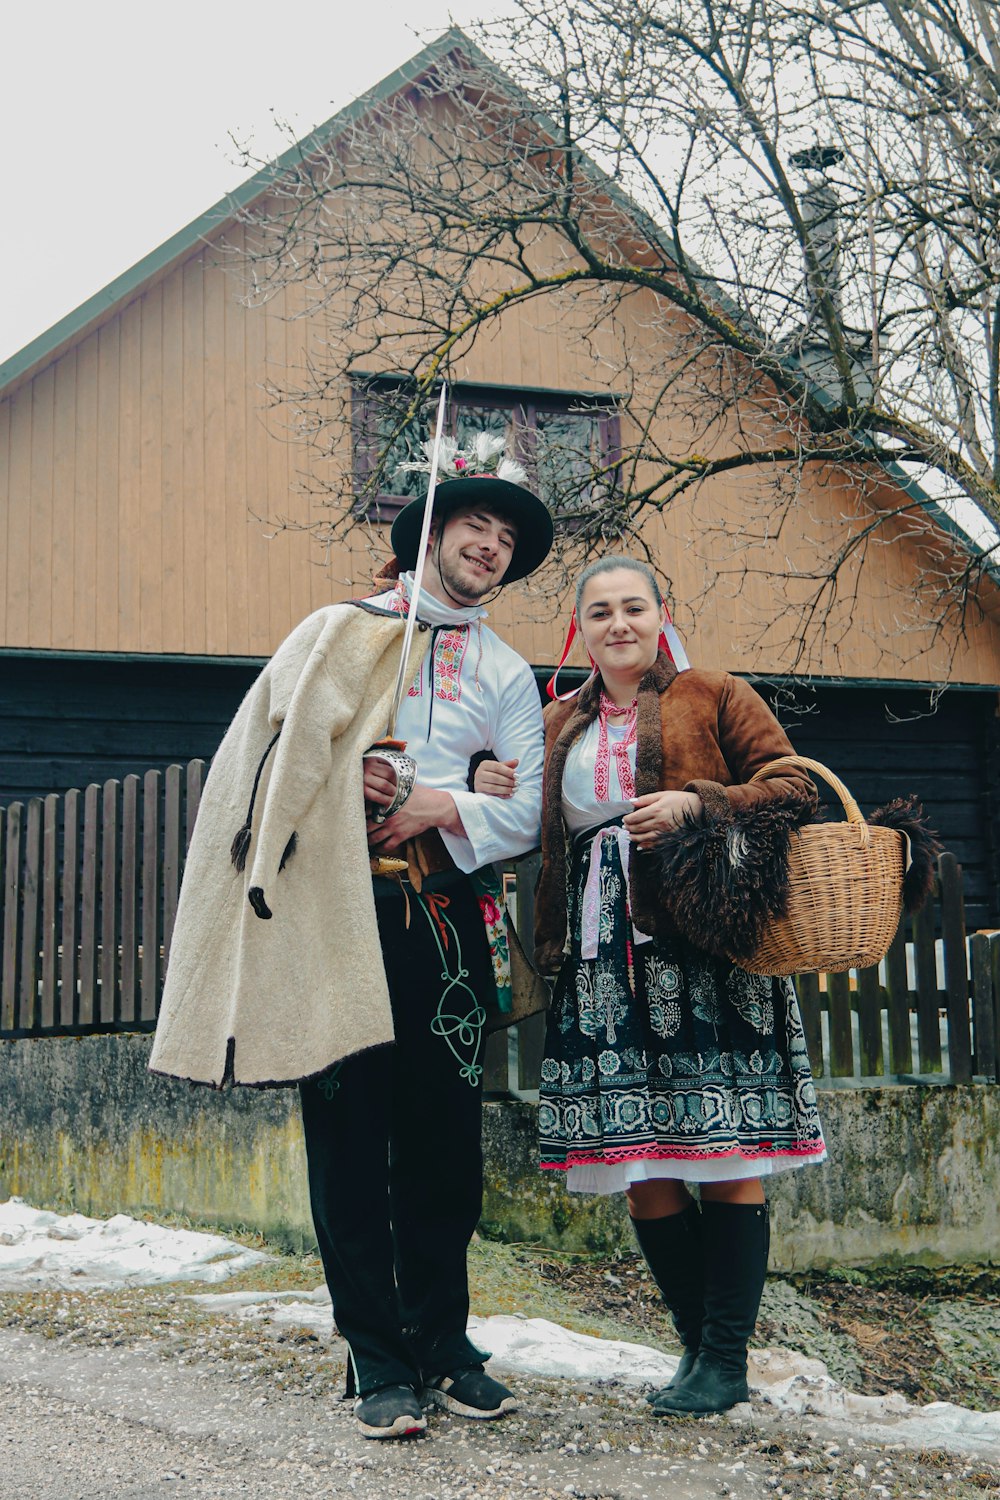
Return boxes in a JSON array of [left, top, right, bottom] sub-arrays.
[[748, 755, 870, 847]]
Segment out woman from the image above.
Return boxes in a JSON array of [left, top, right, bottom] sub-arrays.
[[481, 555, 826, 1416]]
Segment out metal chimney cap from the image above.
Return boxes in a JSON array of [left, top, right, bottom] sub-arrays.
[[790, 145, 844, 171]]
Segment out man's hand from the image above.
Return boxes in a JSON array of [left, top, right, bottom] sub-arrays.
[[363, 756, 400, 811], [473, 757, 519, 798], [364, 758, 466, 851], [623, 790, 703, 849]]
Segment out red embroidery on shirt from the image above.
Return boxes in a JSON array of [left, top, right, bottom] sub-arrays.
[[385, 585, 469, 702], [432, 628, 468, 702]]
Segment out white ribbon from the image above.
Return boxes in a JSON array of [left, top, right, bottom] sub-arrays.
[[580, 825, 654, 961]]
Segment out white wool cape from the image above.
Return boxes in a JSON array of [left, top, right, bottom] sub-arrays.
[[149, 604, 431, 1087]]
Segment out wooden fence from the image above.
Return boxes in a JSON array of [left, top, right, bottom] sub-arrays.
[[1, 762, 998, 1087], [1, 763, 204, 1037]]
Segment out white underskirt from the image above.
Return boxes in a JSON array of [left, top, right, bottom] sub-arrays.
[[566, 1149, 828, 1196]]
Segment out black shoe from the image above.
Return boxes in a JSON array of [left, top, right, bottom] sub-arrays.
[[425, 1365, 518, 1419], [354, 1383, 428, 1439], [651, 1351, 750, 1415]]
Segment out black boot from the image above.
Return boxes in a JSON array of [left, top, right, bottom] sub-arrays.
[[652, 1199, 769, 1416], [630, 1204, 704, 1401]]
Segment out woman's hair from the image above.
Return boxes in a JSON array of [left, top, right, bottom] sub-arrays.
[[574, 555, 663, 616]]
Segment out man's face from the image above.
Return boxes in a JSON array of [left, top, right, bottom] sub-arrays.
[[423, 505, 518, 605]]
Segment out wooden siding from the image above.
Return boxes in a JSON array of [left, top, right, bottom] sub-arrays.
[[4, 194, 1000, 682]]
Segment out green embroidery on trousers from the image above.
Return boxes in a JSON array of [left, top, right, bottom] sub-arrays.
[[317, 1063, 343, 1100], [417, 895, 485, 1086]]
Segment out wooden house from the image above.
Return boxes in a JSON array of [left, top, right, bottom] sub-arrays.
[[2, 29, 999, 925]]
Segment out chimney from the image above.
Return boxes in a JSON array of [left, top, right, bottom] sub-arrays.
[[790, 145, 844, 326]]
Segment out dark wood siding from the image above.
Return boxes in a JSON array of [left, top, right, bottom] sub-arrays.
[[763, 681, 1000, 933], [2, 655, 997, 929], [0, 655, 260, 802]]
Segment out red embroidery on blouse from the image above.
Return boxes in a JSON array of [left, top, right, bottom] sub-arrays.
[[595, 691, 637, 801]]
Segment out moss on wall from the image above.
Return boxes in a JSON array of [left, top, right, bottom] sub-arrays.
[[2, 1036, 997, 1268]]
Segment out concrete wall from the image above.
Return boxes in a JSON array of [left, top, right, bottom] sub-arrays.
[[1, 1035, 997, 1269]]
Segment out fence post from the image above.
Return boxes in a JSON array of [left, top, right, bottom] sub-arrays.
[[883, 920, 912, 1075], [60, 789, 80, 1027], [40, 794, 59, 1030], [511, 852, 546, 1093], [120, 774, 140, 1025], [141, 770, 161, 1023], [0, 808, 4, 1026], [970, 932, 997, 1082], [100, 780, 121, 1024], [1, 802, 21, 1032], [912, 888, 942, 1073], [18, 798, 43, 1031], [939, 853, 972, 1084], [826, 970, 855, 1077], [793, 972, 824, 1078], [163, 765, 182, 965], [186, 760, 205, 849], [78, 784, 101, 1027], [857, 964, 884, 1077]]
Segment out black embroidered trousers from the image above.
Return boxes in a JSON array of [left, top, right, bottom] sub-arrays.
[[299, 869, 493, 1397]]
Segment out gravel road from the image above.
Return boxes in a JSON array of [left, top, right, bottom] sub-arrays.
[[2, 1318, 996, 1500]]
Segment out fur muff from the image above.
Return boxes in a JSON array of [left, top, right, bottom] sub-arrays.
[[652, 798, 807, 961], [868, 796, 941, 912]]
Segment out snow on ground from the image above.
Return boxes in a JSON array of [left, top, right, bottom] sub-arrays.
[[2, 1200, 998, 1458], [0, 1198, 270, 1289], [188, 1288, 1000, 1456]]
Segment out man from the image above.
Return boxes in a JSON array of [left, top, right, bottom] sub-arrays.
[[150, 446, 552, 1441]]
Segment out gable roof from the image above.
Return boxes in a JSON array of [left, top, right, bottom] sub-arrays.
[[1, 26, 994, 582]]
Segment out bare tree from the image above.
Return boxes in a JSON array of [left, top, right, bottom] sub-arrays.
[[232, 1, 1000, 673]]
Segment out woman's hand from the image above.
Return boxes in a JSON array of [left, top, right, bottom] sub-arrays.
[[473, 757, 519, 799], [624, 790, 703, 848]]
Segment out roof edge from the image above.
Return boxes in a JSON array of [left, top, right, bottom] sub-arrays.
[[0, 26, 476, 398]]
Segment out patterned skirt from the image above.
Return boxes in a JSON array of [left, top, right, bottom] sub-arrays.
[[538, 822, 827, 1189]]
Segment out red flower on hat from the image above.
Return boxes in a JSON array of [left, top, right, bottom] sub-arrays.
[[454, 457, 467, 470]]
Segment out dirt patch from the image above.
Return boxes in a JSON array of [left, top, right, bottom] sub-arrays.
[[479, 1243, 1000, 1414]]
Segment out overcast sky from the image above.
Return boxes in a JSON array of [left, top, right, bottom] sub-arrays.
[[1, 0, 508, 365]]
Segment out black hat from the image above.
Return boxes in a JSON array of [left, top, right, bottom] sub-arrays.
[[390, 475, 554, 584]]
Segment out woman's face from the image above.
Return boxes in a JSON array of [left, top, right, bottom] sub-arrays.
[[577, 568, 665, 681]]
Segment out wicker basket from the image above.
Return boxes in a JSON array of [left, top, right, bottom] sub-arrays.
[[735, 756, 907, 977]]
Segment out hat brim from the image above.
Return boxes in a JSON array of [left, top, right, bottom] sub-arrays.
[[389, 477, 554, 584]]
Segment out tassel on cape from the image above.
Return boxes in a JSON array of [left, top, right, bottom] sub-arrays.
[[230, 822, 253, 873], [229, 729, 283, 874]]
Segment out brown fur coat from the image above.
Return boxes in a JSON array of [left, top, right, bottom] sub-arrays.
[[533, 654, 817, 973]]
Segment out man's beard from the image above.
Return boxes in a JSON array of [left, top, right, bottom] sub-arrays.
[[437, 554, 498, 604]]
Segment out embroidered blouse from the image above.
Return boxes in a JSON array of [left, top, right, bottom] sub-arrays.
[[365, 576, 544, 872], [561, 719, 636, 836]]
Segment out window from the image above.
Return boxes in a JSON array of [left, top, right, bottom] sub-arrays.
[[352, 378, 621, 523]]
